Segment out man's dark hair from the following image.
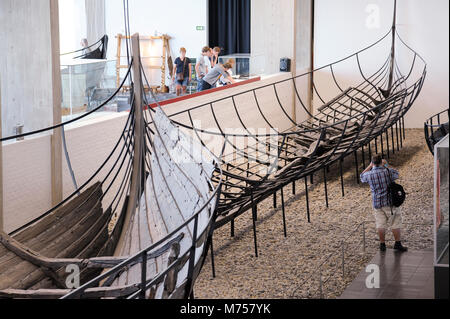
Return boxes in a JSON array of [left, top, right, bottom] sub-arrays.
[[372, 155, 382, 166]]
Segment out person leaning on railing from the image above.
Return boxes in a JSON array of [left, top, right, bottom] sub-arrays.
[[360, 155, 408, 253], [218, 59, 236, 86], [198, 62, 235, 92]]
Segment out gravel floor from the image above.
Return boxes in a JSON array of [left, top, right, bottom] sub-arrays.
[[194, 129, 435, 299]]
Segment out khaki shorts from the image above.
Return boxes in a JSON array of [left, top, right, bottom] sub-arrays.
[[372, 206, 402, 230]]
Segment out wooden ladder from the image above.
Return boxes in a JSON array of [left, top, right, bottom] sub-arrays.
[[115, 34, 172, 92]]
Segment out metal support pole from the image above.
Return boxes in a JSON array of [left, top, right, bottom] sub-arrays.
[[251, 193, 259, 257], [273, 192, 277, 209], [354, 151, 360, 184], [340, 159, 345, 197], [292, 181, 296, 195], [381, 133, 385, 158], [361, 145, 366, 168], [399, 119, 403, 147], [362, 222, 366, 253], [230, 219, 235, 237], [341, 242, 345, 277], [368, 141, 372, 162], [319, 267, 324, 299], [395, 122, 400, 151], [310, 173, 314, 185], [324, 167, 329, 208], [385, 130, 390, 159], [281, 188, 287, 237], [305, 177, 311, 223], [210, 236, 216, 278], [140, 251, 148, 299], [186, 214, 199, 298], [391, 126, 395, 154], [402, 116, 406, 140], [399, 120, 404, 148], [375, 137, 378, 154], [399, 118, 403, 141]]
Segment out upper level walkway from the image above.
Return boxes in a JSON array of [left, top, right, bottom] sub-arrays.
[[340, 249, 434, 299]]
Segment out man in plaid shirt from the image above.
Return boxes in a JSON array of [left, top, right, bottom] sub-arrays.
[[361, 155, 408, 252]]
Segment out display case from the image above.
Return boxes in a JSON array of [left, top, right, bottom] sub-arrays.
[[434, 134, 449, 299], [60, 59, 117, 118], [218, 54, 251, 79]]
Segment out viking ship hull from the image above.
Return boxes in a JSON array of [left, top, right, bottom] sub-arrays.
[[166, 29, 427, 229], [0, 3, 427, 298], [0, 183, 113, 296], [108, 108, 219, 299]]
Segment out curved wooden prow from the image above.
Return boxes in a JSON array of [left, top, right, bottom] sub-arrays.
[[113, 33, 145, 257], [380, 0, 398, 98]]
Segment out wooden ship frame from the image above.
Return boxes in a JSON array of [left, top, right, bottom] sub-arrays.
[[0, 0, 427, 299], [0, 32, 223, 299], [166, 1, 427, 262]]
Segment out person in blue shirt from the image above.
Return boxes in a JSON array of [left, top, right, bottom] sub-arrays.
[[361, 155, 408, 252], [172, 47, 192, 96]]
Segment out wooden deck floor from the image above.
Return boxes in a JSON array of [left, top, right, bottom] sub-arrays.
[[339, 250, 435, 299]]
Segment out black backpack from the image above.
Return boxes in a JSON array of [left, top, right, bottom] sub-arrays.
[[385, 168, 406, 207]]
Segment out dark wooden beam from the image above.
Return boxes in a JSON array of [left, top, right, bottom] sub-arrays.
[[49, 0, 63, 206], [114, 33, 144, 256]]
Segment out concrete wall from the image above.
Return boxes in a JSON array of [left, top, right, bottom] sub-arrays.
[[296, 0, 313, 72], [314, 0, 449, 128], [294, 0, 314, 119], [2, 113, 128, 233], [58, 0, 105, 55], [250, 0, 313, 123], [2, 134, 53, 233], [85, 0, 106, 46], [251, 0, 296, 75], [59, 0, 87, 54], [0, 0, 53, 138]]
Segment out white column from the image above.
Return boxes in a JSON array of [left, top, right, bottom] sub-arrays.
[[250, 0, 296, 75], [85, 0, 106, 45], [295, 0, 314, 117], [0, 0, 53, 137]]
